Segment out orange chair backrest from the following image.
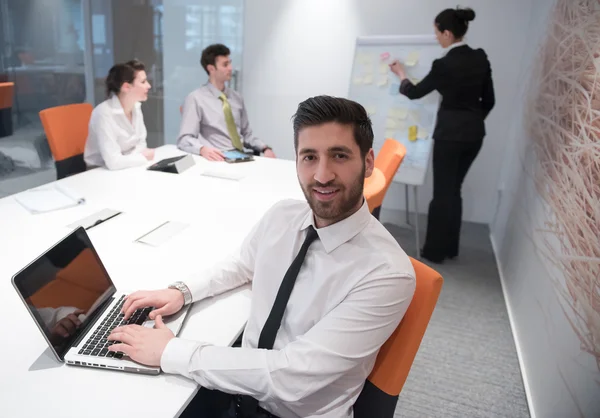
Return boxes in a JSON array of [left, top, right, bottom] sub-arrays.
[[39, 103, 93, 161], [367, 257, 443, 396], [364, 167, 387, 212], [0, 82, 14, 109], [28, 249, 107, 310], [363, 139, 407, 211], [376, 139, 406, 184]]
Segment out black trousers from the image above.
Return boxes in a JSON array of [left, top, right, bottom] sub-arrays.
[[180, 388, 278, 418], [179, 334, 277, 418], [422, 139, 483, 261]]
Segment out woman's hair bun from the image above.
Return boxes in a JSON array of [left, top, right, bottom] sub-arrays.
[[455, 7, 476, 22]]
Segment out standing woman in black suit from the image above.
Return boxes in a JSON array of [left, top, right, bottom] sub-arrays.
[[390, 7, 495, 263]]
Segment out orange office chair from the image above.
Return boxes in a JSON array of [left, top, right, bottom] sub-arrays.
[[354, 257, 443, 417], [0, 82, 14, 137], [39, 103, 93, 179], [29, 249, 107, 309], [364, 139, 407, 219], [364, 167, 386, 211]]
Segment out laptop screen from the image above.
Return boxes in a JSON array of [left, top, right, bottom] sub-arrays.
[[12, 227, 116, 360]]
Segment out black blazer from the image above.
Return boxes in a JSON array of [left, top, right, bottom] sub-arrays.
[[400, 45, 495, 142]]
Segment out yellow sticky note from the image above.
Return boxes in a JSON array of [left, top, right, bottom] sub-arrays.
[[405, 51, 419, 67], [408, 110, 421, 123], [353, 77, 363, 85], [360, 54, 373, 65], [385, 119, 397, 129], [417, 129, 429, 139], [379, 62, 388, 74], [391, 108, 408, 119], [408, 125, 418, 141], [363, 75, 373, 84], [384, 130, 395, 139], [377, 76, 388, 87]]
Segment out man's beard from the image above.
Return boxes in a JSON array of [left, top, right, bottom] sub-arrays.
[[301, 164, 365, 224]]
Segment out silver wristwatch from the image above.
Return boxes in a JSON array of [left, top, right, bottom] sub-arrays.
[[168, 281, 192, 306]]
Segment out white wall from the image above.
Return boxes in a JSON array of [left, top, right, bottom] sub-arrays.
[[243, 0, 536, 223], [162, 0, 244, 145], [491, 0, 600, 416]]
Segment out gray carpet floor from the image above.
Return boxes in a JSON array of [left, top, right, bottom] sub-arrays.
[[380, 210, 530, 418]]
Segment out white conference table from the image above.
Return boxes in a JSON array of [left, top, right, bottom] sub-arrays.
[[0, 145, 304, 418]]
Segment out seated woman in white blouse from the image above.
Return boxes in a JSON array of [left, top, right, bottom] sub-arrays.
[[84, 59, 155, 170]]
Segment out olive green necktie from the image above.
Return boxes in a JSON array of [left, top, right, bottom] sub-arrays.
[[219, 93, 244, 151]]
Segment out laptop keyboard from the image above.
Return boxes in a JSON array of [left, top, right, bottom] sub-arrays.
[[77, 295, 153, 359]]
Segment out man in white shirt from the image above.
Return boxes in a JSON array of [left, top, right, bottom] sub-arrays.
[[109, 96, 416, 418]]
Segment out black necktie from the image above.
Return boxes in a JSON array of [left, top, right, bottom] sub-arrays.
[[238, 226, 319, 417]]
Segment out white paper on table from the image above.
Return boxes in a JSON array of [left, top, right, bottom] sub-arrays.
[[201, 166, 245, 181], [135, 221, 189, 247], [67, 208, 122, 230], [14, 184, 85, 214], [377, 76, 388, 87], [352, 76, 363, 85], [362, 74, 373, 84], [385, 119, 397, 129], [365, 106, 377, 115]]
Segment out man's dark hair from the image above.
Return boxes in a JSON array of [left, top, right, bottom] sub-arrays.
[[200, 44, 231, 75], [292, 96, 374, 157]]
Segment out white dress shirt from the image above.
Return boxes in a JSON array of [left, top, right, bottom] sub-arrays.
[[84, 95, 149, 170], [161, 199, 416, 418]]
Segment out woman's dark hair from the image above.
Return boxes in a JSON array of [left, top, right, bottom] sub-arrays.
[[292, 96, 373, 158], [105, 59, 145, 97], [435, 7, 476, 40]]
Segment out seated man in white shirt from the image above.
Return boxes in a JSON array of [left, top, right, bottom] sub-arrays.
[[177, 44, 276, 161], [84, 60, 155, 170], [108, 96, 416, 418]]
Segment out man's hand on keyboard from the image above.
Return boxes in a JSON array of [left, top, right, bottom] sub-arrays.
[[121, 289, 184, 320], [108, 315, 174, 366]]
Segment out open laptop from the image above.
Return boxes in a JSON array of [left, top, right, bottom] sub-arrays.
[[11, 226, 190, 375]]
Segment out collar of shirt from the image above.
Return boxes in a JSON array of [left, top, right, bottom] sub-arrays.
[[108, 94, 141, 114], [205, 81, 230, 99], [300, 199, 371, 253], [445, 41, 467, 55]]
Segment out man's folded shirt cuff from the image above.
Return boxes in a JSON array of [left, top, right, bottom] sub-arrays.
[[161, 337, 205, 377]]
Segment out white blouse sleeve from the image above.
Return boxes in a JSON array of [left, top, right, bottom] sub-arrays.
[[90, 112, 148, 170]]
